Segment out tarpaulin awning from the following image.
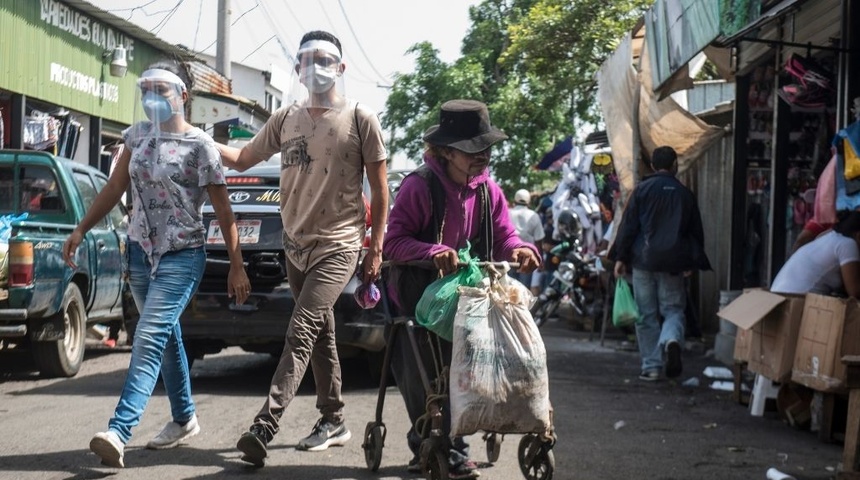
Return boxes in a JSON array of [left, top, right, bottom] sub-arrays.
[[536, 136, 573, 171], [645, 0, 720, 92], [715, 0, 803, 47], [596, 32, 640, 196], [596, 27, 724, 197]]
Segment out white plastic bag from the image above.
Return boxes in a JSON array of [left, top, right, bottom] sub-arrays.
[[449, 274, 552, 437]]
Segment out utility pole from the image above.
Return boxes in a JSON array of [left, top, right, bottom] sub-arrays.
[[214, 0, 231, 144], [216, 0, 231, 79]]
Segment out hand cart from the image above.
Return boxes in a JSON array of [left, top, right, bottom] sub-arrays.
[[361, 261, 557, 480]]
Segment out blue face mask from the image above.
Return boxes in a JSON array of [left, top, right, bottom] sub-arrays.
[[141, 91, 175, 123]]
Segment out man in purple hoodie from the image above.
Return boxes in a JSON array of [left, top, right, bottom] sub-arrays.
[[383, 99, 540, 479]]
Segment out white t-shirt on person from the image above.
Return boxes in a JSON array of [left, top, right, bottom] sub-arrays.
[[509, 204, 545, 244], [771, 230, 860, 295]]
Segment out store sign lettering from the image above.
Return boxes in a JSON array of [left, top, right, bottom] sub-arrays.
[[49, 63, 119, 103], [40, 0, 136, 60]]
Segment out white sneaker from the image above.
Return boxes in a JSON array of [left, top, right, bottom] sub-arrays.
[[146, 413, 200, 450], [90, 430, 124, 468]]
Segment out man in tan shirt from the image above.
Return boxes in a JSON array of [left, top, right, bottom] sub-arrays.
[[217, 30, 388, 467]]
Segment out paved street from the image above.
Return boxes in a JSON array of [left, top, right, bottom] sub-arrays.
[[0, 318, 846, 480]]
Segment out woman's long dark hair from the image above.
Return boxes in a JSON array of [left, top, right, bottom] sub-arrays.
[[833, 211, 860, 237]]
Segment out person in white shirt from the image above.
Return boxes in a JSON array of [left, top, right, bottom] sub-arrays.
[[509, 189, 545, 294], [771, 211, 860, 297]]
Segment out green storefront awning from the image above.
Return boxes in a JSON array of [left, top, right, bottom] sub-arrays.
[[229, 125, 256, 139]]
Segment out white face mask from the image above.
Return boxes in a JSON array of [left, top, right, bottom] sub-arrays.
[[300, 65, 338, 94]]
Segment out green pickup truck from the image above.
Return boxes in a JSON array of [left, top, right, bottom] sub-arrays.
[[0, 150, 134, 377]]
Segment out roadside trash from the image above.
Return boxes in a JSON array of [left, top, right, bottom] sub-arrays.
[[727, 446, 745, 452], [766, 467, 796, 480], [709, 380, 734, 392], [87, 324, 108, 341], [682, 377, 700, 387], [702, 422, 717, 429], [613, 420, 626, 430], [703, 366, 733, 379]]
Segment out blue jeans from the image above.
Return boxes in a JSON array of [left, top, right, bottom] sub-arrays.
[[631, 269, 686, 373], [108, 242, 205, 443]]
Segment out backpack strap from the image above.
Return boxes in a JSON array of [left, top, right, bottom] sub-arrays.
[[470, 183, 493, 261], [354, 102, 364, 167], [409, 165, 446, 243]]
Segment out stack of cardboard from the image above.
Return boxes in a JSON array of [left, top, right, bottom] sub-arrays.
[[719, 290, 860, 393], [718, 289, 804, 382], [791, 293, 860, 392]]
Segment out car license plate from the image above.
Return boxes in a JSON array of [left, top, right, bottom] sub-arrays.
[[207, 219, 261, 244]]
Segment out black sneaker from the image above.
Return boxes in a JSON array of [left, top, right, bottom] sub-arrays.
[[406, 455, 422, 473], [449, 462, 481, 479], [296, 417, 352, 452], [638, 370, 660, 382], [665, 340, 683, 378], [237, 424, 270, 468]]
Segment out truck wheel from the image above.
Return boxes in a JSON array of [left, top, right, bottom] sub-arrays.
[[33, 283, 86, 377]]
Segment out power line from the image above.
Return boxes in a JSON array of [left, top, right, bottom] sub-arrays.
[[103, 0, 157, 18], [241, 35, 277, 63], [256, 0, 374, 85], [310, 0, 384, 85], [258, 0, 297, 63], [232, 1, 260, 26], [192, 0, 204, 50], [151, 0, 183, 36], [335, 0, 390, 84]]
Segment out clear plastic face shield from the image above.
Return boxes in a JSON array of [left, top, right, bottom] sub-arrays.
[[133, 68, 188, 137], [285, 39, 346, 110]]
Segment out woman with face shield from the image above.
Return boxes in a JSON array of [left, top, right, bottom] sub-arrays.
[[62, 60, 251, 468]]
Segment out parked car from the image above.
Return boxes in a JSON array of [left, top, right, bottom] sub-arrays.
[[0, 150, 136, 377], [179, 154, 387, 369]]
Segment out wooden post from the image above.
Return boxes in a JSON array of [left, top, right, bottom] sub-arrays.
[[733, 361, 749, 405], [838, 355, 860, 479]]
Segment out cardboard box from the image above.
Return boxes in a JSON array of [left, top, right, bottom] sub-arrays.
[[733, 326, 751, 363], [717, 290, 805, 382], [791, 293, 860, 392]]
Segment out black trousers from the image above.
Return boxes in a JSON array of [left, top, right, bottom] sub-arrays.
[[386, 321, 470, 467]]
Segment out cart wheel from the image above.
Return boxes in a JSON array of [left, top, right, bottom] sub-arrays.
[[484, 432, 503, 463], [518, 434, 555, 480], [419, 439, 448, 480], [362, 422, 386, 471]]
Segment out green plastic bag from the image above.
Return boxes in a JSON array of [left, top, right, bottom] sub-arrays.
[[612, 277, 639, 328], [415, 245, 484, 341]]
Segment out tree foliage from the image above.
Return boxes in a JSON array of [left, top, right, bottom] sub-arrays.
[[381, 0, 651, 194]]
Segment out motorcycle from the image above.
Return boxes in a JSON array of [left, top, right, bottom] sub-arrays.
[[531, 239, 602, 327]]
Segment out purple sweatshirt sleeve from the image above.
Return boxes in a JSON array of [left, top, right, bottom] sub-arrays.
[[383, 174, 455, 262], [487, 179, 541, 263]]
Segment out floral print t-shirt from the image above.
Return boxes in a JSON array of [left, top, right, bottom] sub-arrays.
[[122, 122, 225, 277]]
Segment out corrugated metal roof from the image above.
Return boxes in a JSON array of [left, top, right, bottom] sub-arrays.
[[188, 61, 232, 95], [66, 0, 197, 60]]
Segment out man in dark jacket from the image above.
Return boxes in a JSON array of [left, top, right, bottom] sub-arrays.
[[609, 146, 711, 381]]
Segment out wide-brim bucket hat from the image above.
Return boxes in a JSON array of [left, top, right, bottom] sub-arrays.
[[423, 99, 508, 153]]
